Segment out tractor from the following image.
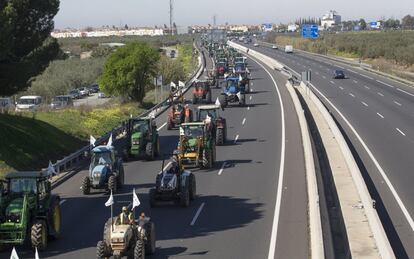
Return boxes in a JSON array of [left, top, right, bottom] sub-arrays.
[[192, 80, 212, 104], [216, 61, 228, 78], [149, 156, 196, 208], [97, 213, 156, 258], [207, 69, 219, 88], [234, 62, 251, 93], [0, 171, 61, 251], [196, 105, 227, 145], [124, 117, 160, 161], [176, 122, 216, 169], [82, 146, 125, 195], [167, 104, 193, 130], [219, 77, 246, 107]]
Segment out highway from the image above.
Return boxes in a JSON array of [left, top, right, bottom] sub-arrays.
[[0, 47, 309, 258], [243, 42, 414, 258]]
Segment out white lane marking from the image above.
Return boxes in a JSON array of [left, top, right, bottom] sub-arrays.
[[247, 55, 286, 259], [309, 82, 414, 233], [247, 106, 250, 110], [242, 118, 246, 125], [377, 113, 384, 119], [361, 101, 369, 107], [376, 80, 395, 88], [397, 88, 414, 97], [353, 80, 358, 84], [349, 93, 355, 97], [348, 69, 359, 74], [251, 82, 254, 86], [330, 81, 335, 85], [234, 134, 239, 144], [322, 76, 326, 79], [60, 200, 66, 205], [319, 65, 323, 68], [157, 122, 167, 131], [364, 85, 370, 89], [336, 65, 345, 69], [377, 92, 384, 97], [339, 86, 344, 90], [249, 96, 252, 101], [218, 162, 226, 175], [396, 128, 406, 136], [360, 74, 374, 80], [394, 101, 402, 106], [190, 202, 205, 226]]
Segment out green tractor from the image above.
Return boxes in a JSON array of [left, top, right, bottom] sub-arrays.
[[124, 117, 160, 161], [0, 171, 61, 251]]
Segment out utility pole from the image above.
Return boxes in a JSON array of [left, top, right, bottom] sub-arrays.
[[213, 15, 217, 29], [169, 0, 174, 35]]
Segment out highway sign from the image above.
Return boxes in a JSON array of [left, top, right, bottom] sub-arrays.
[[301, 24, 319, 39]]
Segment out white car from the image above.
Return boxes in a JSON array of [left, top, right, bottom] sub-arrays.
[[285, 45, 293, 53], [254, 43, 259, 47], [98, 92, 106, 98], [272, 45, 278, 49], [15, 96, 42, 112]]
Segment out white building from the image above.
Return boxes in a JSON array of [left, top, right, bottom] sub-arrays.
[[321, 10, 341, 29], [287, 24, 299, 32], [51, 28, 164, 38]]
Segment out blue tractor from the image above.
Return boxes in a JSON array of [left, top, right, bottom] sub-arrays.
[[82, 145, 124, 195], [219, 77, 246, 107]]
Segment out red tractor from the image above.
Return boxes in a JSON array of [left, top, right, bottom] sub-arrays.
[[192, 80, 212, 104], [167, 104, 193, 130]]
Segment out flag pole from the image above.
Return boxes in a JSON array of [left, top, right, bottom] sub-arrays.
[[111, 191, 114, 231], [133, 188, 136, 220]]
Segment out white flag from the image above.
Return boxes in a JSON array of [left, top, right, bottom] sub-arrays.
[[35, 247, 39, 259], [239, 74, 243, 81], [170, 81, 176, 87], [105, 191, 114, 207], [107, 134, 113, 147], [47, 161, 56, 176], [132, 188, 140, 210], [10, 247, 19, 259], [178, 81, 185, 88], [215, 97, 221, 106], [205, 115, 211, 123], [90, 135, 96, 147]]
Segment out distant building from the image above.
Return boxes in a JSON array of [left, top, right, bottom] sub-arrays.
[[321, 10, 341, 29], [369, 21, 382, 30], [51, 28, 164, 38], [287, 24, 299, 32]]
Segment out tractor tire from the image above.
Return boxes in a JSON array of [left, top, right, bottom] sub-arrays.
[[192, 95, 197, 104], [108, 175, 117, 193], [82, 176, 91, 195], [149, 188, 157, 208], [180, 189, 190, 207], [118, 165, 125, 186], [96, 240, 108, 259], [239, 94, 246, 106], [155, 137, 160, 156], [134, 239, 145, 259], [31, 220, 47, 251], [216, 128, 225, 145], [167, 120, 173, 130], [103, 218, 113, 242], [202, 149, 213, 169], [145, 142, 154, 161], [49, 200, 62, 239], [206, 91, 212, 103], [189, 173, 196, 201], [219, 95, 227, 108], [144, 222, 156, 254]]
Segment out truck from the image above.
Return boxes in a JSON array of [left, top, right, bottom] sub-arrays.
[[284, 45, 293, 53]]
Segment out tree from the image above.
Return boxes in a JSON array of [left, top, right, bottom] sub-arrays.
[[0, 0, 61, 96], [402, 15, 414, 29], [98, 42, 160, 103], [359, 18, 367, 30], [158, 56, 185, 85]]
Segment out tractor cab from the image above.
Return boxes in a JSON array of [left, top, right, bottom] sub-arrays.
[[125, 117, 159, 160], [224, 77, 242, 94], [197, 105, 227, 145], [192, 80, 212, 104]]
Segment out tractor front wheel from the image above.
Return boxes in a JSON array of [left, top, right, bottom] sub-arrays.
[[216, 128, 225, 145], [134, 239, 145, 259], [180, 189, 190, 207], [96, 240, 108, 259], [144, 222, 156, 254], [50, 201, 61, 239], [202, 149, 213, 169], [145, 142, 154, 161], [82, 177, 91, 195], [31, 220, 47, 251], [189, 173, 196, 201], [108, 175, 117, 193]]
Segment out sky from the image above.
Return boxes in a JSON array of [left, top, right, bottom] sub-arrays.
[[54, 0, 414, 29]]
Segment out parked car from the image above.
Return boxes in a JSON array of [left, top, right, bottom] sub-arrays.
[[15, 96, 42, 112], [253, 43, 259, 47], [0, 97, 14, 110], [272, 45, 278, 49], [50, 95, 74, 109], [98, 92, 106, 98], [170, 50, 176, 58], [69, 89, 81, 99], [78, 87, 89, 97], [88, 84, 100, 93], [333, 70, 346, 79]]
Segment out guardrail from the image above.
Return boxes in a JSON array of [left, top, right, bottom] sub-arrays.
[[49, 43, 205, 178]]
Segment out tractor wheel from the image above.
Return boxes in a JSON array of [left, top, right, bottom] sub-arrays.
[[155, 137, 160, 156], [145, 142, 154, 161], [149, 188, 157, 208], [216, 128, 225, 145], [134, 239, 145, 259], [103, 218, 112, 242], [108, 175, 117, 193], [202, 149, 213, 169], [144, 222, 156, 254], [239, 94, 246, 106], [219, 95, 227, 107], [192, 95, 197, 104], [31, 220, 47, 251], [50, 200, 61, 239], [82, 176, 91, 195], [189, 173, 196, 201], [180, 189, 190, 207], [206, 91, 212, 103], [96, 240, 108, 259], [118, 165, 125, 187], [167, 120, 173, 130]]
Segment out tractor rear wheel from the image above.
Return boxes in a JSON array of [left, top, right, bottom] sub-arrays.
[[96, 240, 108, 259], [118, 165, 125, 186], [108, 175, 117, 193], [189, 173, 196, 201], [239, 94, 246, 106], [145, 142, 154, 161], [50, 200, 61, 239], [134, 239, 145, 259], [144, 222, 156, 254], [149, 188, 157, 208], [31, 220, 47, 251], [216, 128, 225, 145], [82, 176, 91, 195], [219, 95, 227, 107], [180, 189, 190, 207]]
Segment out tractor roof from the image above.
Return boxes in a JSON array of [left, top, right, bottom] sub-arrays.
[[197, 105, 220, 110], [92, 145, 114, 153], [5, 171, 47, 179]]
